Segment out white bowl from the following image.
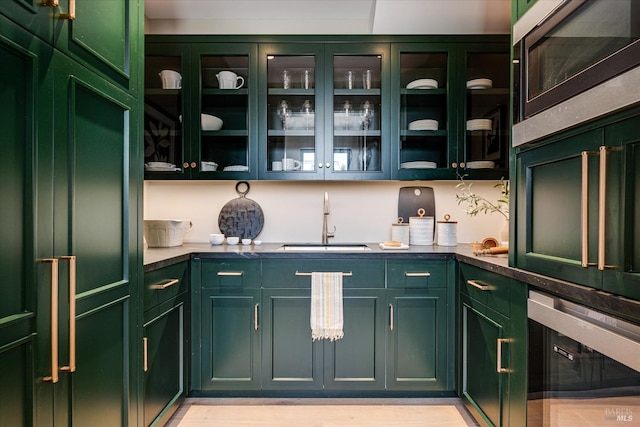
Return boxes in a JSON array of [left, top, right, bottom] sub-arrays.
[[144, 220, 192, 248], [226, 236, 239, 245], [253, 240, 262, 246], [201, 114, 223, 130], [209, 233, 225, 245], [241, 238, 252, 245]]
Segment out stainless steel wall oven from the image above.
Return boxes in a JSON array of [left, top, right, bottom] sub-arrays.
[[527, 291, 640, 426]]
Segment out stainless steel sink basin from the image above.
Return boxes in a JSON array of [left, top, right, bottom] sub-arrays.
[[278, 244, 372, 252]]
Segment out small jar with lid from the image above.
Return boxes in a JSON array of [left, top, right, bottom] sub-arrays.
[[436, 214, 457, 247]]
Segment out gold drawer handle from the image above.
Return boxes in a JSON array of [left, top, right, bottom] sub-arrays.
[[217, 271, 244, 277], [150, 278, 179, 289], [295, 271, 353, 276], [45, 0, 76, 20], [143, 337, 149, 372], [497, 338, 512, 373], [466, 279, 491, 291], [405, 272, 431, 277]]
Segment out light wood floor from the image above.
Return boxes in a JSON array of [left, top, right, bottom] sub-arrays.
[[166, 398, 480, 427]]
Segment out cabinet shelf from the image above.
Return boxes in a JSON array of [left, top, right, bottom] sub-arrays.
[[202, 88, 249, 96], [401, 130, 447, 137], [268, 88, 315, 96], [202, 130, 248, 137], [334, 130, 381, 137], [145, 88, 182, 95], [401, 88, 447, 96], [268, 130, 314, 137], [334, 88, 381, 96], [466, 88, 509, 96]]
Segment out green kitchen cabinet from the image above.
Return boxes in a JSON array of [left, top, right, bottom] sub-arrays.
[[0, 0, 142, 92], [391, 39, 510, 180], [515, 109, 640, 300], [512, 0, 537, 22], [142, 262, 189, 426], [192, 258, 262, 391], [386, 260, 455, 391], [458, 263, 528, 427]]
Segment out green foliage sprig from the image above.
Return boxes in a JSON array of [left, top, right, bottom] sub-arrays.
[[455, 174, 509, 220]]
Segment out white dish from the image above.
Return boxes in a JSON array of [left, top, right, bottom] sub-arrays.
[[226, 237, 239, 245], [466, 118, 492, 131], [145, 164, 179, 172], [466, 78, 493, 89], [223, 165, 249, 172], [201, 161, 218, 171], [400, 161, 437, 169], [466, 161, 495, 169], [378, 243, 410, 250], [201, 114, 223, 131], [408, 119, 438, 131], [407, 78, 438, 89]]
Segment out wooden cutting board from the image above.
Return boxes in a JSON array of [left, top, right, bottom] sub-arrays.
[[398, 186, 436, 225]]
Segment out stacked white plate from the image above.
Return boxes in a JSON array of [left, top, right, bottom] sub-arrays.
[[223, 165, 249, 172], [400, 161, 437, 169], [466, 78, 493, 89], [466, 161, 495, 169], [408, 119, 438, 131], [409, 215, 434, 246], [466, 119, 492, 131], [145, 162, 179, 172], [407, 78, 438, 89]]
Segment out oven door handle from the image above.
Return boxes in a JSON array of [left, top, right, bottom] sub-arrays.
[[528, 297, 640, 372]]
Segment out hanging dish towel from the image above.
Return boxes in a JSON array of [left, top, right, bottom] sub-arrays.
[[310, 272, 344, 341]]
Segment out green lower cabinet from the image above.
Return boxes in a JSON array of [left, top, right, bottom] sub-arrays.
[[200, 288, 261, 390], [143, 302, 186, 427], [386, 289, 452, 391]]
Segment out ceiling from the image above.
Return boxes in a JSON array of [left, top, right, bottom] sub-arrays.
[[144, 0, 512, 35]]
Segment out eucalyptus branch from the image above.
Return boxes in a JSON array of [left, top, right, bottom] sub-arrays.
[[455, 174, 509, 220]]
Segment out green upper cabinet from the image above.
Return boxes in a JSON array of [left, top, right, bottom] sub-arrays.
[[512, 0, 537, 22], [515, 109, 640, 301], [0, 0, 141, 92]]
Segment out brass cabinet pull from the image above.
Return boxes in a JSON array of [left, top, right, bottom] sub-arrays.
[[389, 304, 394, 331], [295, 271, 353, 276], [466, 279, 491, 291], [143, 337, 148, 372], [217, 271, 243, 277], [150, 278, 179, 289], [405, 272, 431, 277], [497, 338, 511, 373], [254, 304, 259, 331], [42, 259, 60, 383], [597, 146, 616, 270], [581, 151, 598, 268], [59, 256, 76, 373], [44, 0, 75, 20]]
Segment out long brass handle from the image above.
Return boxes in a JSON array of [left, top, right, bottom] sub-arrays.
[[466, 279, 491, 291], [597, 146, 617, 270], [295, 271, 353, 276], [405, 272, 431, 277], [217, 271, 244, 276], [150, 278, 179, 289], [254, 304, 259, 331], [143, 337, 148, 372], [389, 304, 394, 331], [44, 0, 76, 20], [59, 256, 76, 373], [42, 259, 60, 383], [497, 338, 511, 373], [581, 151, 599, 268]]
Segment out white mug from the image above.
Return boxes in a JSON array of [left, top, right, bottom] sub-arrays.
[[159, 69, 181, 89], [216, 71, 245, 89], [272, 161, 283, 171], [282, 158, 301, 171]]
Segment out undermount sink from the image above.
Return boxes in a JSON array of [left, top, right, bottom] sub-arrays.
[[278, 244, 372, 252]]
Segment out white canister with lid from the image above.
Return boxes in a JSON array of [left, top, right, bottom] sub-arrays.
[[391, 218, 410, 246], [436, 214, 457, 247], [409, 208, 434, 246]]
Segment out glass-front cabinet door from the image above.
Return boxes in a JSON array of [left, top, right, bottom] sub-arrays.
[[144, 43, 189, 179], [191, 44, 257, 179], [259, 44, 325, 179], [392, 44, 453, 180], [326, 44, 390, 180], [462, 45, 510, 179]]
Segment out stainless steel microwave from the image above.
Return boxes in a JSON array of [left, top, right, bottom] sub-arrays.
[[513, 0, 640, 145]]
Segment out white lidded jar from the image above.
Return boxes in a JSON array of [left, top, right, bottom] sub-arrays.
[[391, 218, 410, 246], [409, 208, 434, 246], [436, 214, 457, 247]]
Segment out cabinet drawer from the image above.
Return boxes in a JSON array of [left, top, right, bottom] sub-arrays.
[[387, 260, 449, 289], [459, 263, 510, 316], [200, 259, 261, 289], [144, 262, 188, 310], [262, 259, 385, 288]]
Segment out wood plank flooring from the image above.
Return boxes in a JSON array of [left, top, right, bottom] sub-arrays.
[[166, 398, 480, 427]]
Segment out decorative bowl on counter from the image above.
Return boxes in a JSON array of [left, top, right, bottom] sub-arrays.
[[144, 219, 192, 248]]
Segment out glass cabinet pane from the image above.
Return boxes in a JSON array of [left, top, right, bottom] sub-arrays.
[[266, 55, 317, 173], [398, 52, 448, 171], [144, 54, 184, 174], [464, 52, 509, 170], [332, 55, 382, 173], [199, 55, 250, 173]]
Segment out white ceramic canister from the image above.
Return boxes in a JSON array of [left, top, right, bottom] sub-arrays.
[[391, 219, 410, 246], [436, 214, 457, 247], [409, 208, 434, 245]]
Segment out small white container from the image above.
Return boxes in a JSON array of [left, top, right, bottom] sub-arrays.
[[209, 233, 224, 245], [391, 222, 410, 246], [409, 209, 434, 246], [226, 236, 239, 245], [436, 214, 457, 247], [241, 238, 252, 245]]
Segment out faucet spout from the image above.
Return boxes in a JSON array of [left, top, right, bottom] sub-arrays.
[[322, 192, 336, 244]]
